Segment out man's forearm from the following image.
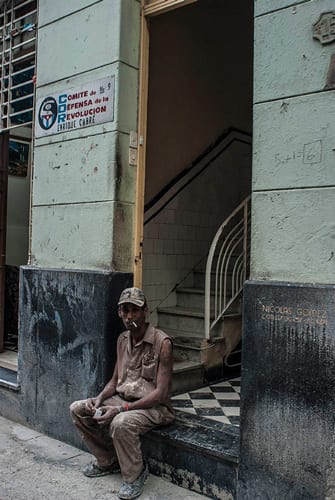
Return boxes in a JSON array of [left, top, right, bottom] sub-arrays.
[[98, 381, 117, 401], [125, 388, 166, 411]]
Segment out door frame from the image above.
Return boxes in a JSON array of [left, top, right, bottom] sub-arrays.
[[133, 0, 198, 287], [0, 132, 9, 352]]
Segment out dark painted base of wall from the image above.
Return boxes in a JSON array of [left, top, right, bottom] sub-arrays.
[[238, 280, 335, 500], [0, 266, 241, 498], [0, 266, 132, 448], [143, 411, 239, 499]]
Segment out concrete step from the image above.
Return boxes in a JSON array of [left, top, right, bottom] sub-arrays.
[[192, 270, 233, 291], [176, 286, 241, 314], [195, 254, 241, 274], [159, 305, 240, 339], [172, 337, 226, 380], [172, 360, 205, 395], [176, 286, 210, 310], [158, 306, 206, 337], [172, 332, 241, 382], [172, 335, 214, 364], [142, 410, 239, 499], [168, 312, 241, 372]]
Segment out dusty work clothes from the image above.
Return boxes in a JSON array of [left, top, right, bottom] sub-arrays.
[[70, 396, 174, 483], [70, 324, 175, 483], [116, 325, 173, 408]]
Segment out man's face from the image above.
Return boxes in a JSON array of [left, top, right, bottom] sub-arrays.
[[118, 303, 147, 331]]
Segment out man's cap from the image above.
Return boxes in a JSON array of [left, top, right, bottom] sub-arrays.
[[118, 287, 146, 307]]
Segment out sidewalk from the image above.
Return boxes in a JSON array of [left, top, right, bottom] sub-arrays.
[[0, 416, 207, 500]]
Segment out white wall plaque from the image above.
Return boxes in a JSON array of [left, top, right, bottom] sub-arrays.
[[35, 76, 115, 138]]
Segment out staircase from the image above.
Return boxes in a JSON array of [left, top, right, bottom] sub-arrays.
[[157, 196, 251, 394], [144, 198, 248, 495], [159, 263, 242, 394], [141, 134, 251, 497]]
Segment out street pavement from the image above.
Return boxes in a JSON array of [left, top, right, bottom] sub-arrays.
[[0, 416, 207, 500]]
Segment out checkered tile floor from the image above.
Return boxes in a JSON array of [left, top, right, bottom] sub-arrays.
[[172, 377, 241, 426]]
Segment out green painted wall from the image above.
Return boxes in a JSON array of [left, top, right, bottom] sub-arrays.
[[31, 0, 140, 272], [251, 0, 335, 284]]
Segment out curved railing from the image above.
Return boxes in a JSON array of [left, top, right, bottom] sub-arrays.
[[204, 196, 251, 339]]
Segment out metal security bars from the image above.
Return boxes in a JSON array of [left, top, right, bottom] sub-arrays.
[[0, 0, 37, 131]]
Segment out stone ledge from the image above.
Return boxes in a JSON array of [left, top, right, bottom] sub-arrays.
[[0, 367, 19, 391], [143, 411, 239, 499]]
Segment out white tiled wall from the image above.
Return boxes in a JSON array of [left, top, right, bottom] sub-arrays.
[[143, 140, 251, 323]]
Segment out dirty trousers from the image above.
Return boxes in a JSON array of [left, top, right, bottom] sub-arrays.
[[70, 396, 174, 483]]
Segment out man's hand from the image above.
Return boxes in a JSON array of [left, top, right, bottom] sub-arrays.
[[85, 397, 103, 415], [93, 405, 122, 423]]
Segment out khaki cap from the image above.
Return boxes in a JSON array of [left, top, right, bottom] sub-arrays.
[[118, 287, 146, 307]]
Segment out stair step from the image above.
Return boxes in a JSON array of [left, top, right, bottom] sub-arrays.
[[158, 306, 241, 338], [159, 306, 205, 317], [142, 411, 239, 499], [169, 312, 241, 366], [172, 346, 205, 360], [192, 270, 215, 289], [158, 307, 206, 337], [172, 336, 219, 365], [176, 287, 211, 309], [172, 360, 204, 394], [195, 255, 242, 273], [164, 327, 205, 340], [193, 270, 233, 290], [176, 287, 241, 315], [177, 286, 209, 294], [173, 359, 202, 373]]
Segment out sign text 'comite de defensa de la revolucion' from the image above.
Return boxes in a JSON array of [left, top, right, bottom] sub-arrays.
[[35, 76, 115, 138]]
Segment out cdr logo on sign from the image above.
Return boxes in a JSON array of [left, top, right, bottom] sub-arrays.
[[35, 77, 115, 137], [38, 97, 58, 130]]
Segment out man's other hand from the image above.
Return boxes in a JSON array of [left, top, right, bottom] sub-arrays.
[[93, 405, 121, 423], [85, 397, 103, 414]]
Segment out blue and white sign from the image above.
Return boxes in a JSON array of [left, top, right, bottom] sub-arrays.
[[35, 76, 115, 137]]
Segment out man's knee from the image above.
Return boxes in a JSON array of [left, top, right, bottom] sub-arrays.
[[110, 412, 135, 439], [69, 399, 86, 419]]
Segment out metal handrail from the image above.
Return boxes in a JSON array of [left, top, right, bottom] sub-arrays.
[[204, 195, 251, 339]]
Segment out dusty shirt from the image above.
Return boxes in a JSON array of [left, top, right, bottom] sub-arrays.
[[116, 324, 173, 408]]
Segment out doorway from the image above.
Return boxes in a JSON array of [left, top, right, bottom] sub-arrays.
[[1, 125, 32, 362], [137, 0, 253, 318], [136, 0, 253, 409], [0, 0, 36, 370]]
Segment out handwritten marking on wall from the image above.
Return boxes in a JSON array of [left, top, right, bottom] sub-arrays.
[[275, 140, 322, 167]]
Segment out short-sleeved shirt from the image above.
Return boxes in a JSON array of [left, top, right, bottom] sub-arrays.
[[116, 324, 173, 409]]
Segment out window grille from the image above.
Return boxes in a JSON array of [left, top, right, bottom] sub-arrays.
[[0, 0, 37, 131]]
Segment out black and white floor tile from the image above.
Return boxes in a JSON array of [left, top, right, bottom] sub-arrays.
[[172, 377, 241, 426]]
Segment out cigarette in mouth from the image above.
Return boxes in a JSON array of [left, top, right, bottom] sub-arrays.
[[131, 321, 137, 327]]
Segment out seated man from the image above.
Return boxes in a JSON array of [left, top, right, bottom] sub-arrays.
[[70, 287, 175, 500]]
